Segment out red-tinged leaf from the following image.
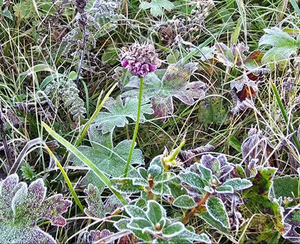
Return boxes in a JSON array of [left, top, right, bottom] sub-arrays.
[[0, 174, 72, 243]]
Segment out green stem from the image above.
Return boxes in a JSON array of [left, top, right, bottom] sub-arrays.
[[271, 80, 300, 152], [124, 77, 143, 177]]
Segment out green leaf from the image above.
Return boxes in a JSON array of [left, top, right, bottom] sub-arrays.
[[179, 171, 206, 191], [172, 195, 196, 209], [93, 96, 153, 133], [125, 205, 148, 220], [199, 212, 230, 235], [162, 222, 185, 238], [139, 0, 174, 17], [102, 44, 118, 65], [198, 97, 228, 127], [122, 60, 205, 121], [206, 197, 230, 228], [111, 178, 145, 194], [259, 27, 298, 66], [146, 200, 166, 225], [273, 176, 299, 198], [73, 126, 143, 186], [221, 178, 252, 191]]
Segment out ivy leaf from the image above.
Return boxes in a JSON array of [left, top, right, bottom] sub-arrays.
[[206, 197, 230, 229], [72, 125, 143, 187], [0, 174, 72, 244], [259, 27, 299, 66], [122, 60, 206, 121], [139, 0, 174, 17], [93, 96, 153, 133]]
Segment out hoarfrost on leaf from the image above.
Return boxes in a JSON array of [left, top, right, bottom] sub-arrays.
[[0, 174, 72, 243]]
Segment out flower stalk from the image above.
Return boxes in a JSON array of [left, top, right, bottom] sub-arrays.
[[124, 77, 143, 177]]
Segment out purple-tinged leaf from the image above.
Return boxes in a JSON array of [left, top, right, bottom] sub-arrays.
[[84, 184, 124, 218], [0, 174, 72, 243], [200, 154, 234, 182], [122, 59, 206, 121]]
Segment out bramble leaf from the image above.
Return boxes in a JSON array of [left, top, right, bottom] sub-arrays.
[[93, 96, 153, 133], [139, 0, 174, 17], [0, 174, 72, 243], [122, 60, 206, 121]]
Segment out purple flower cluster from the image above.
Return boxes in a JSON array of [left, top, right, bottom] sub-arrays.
[[119, 43, 161, 78]]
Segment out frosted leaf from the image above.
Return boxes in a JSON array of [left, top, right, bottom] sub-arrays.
[[0, 174, 72, 243]]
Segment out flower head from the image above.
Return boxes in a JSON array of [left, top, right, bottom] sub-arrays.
[[119, 42, 161, 78]]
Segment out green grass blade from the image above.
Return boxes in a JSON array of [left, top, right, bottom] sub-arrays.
[[76, 82, 117, 147], [271, 80, 300, 152], [42, 122, 128, 205], [44, 145, 84, 212]]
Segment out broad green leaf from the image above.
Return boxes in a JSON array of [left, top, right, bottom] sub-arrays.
[[221, 178, 252, 191], [162, 222, 185, 238], [179, 171, 206, 191], [152, 182, 172, 195], [112, 178, 145, 194], [93, 96, 153, 133], [127, 218, 153, 242], [122, 60, 205, 121], [199, 212, 230, 235], [215, 185, 233, 194], [0, 174, 72, 243], [146, 200, 166, 225], [172, 195, 196, 209], [206, 197, 230, 228], [125, 205, 148, 220], [170, 228, 211, 243], [73, 126, 143, 186], [139, 0, 174, 17], [198, 97, 228, 127], [259, 27, 299, 65], [273, 176, 299, 198]]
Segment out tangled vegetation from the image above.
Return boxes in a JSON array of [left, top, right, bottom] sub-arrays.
[[1, 0, 300, 243]]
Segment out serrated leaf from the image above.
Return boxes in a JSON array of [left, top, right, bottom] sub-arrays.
[[72, 126, 143, 186], [221, 178, 252, 191], [122, 60, 205, 121], [0, 174, 72, 243], [93, 97, 153, 133], [139, 0, 174, 17], [172, 195, 196, 209], [206, 197, 230, 228], [259, 27, 298, 65], [84, 184, 123, 218], [146, 200, 166, 225]]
